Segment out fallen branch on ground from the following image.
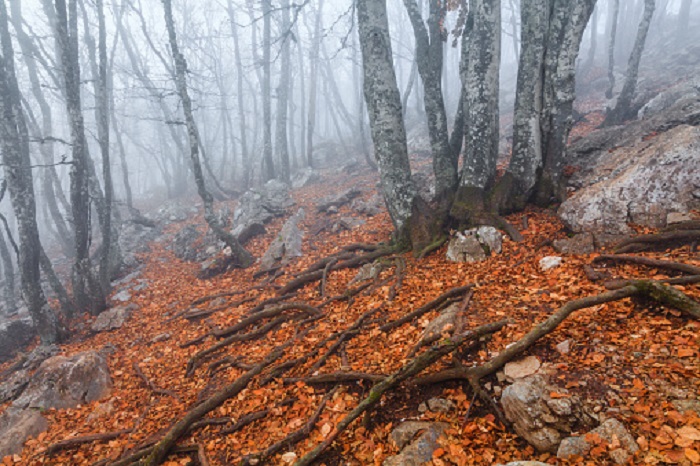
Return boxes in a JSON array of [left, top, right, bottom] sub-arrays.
[[212, 301, 321, 338], [380, 285, 472, 332], [293, 320, 508, 466], [46, 429, 132, 455], [284, 371, 384, 385]]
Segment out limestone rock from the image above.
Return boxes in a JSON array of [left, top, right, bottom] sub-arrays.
[[474, 226, 503, 254], [553, 233, 595, 255], [418, 397, 456, 413], [333, 216, 366, 232], [667, 211, 694, 225], [559, 125, 700, 234], [384, 422, 449, 466], [352, 194, 383, 216], [232, 180, 293, 235], [447, 232, 486, 263], [0, 407, 48, 458], [422, 304, 459, 343], [0, 318, 35, 362], [638, 77, 700, 119], [504, 356, 541, 380], [13, 351, 112, 410], [501, 375, 592, 453], [349, 261, 383, 285], [0, 370, 29, 404], [557, 418, 638, 464], [539, 256, 562, 271], [316, 188, 362, 213], [556, 340, 572, 355], [91, 305, 135, 333], [291, 167, 320, 188], [259, 208, 305, 270]]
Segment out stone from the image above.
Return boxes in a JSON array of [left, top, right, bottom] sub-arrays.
[[638, 77, 700, 119], [539, 256, 562, 271], [0, 407, 48, 458], [384, 422, 449, 466], [560, 125, 700, 234], [673, 399, 700, 415], [557, 418, 638, 464], [13, 350, 112, 410], [556, 340, 572, 355], [316, 188, 362, 213], [504, 356, 541, 380], [422, 304, 459, 343], [474, 226, 503, 254], [667, 211, 694, 225], [497, 463, 551, 466], [446, 232, 486, 263], [91, 305, 135, 333], [426, 397, 456, 413], [169, 225, 218, 263], [0, 318, 35, 362], [151, 333, 171, 343], [349, 262, 383, 285], [232, 180, 294, 235], [290, 167, 320, 188], [332, 216, 366, 232], [0, 370, 29, 404], [111, 289, 131, 303], [352, 194, 383, 216], [87, 399, 116, 422], [553, 233, 595, 255], [259, 208, 305, 270], [501, 375, 592, 453]]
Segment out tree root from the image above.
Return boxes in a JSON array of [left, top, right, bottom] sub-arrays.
[[604, 275, 700, 290], [133, 362, 182, 402], [388, 257, 406, 301], [593, 254, 700, 275], [47, 429, 133, 455], [416, 235, 447, 259], [284, 371, 384, 385], [240, 388, 337, 465], [213, 301, 321, 338], [293, 320, 508, 466], [614, 230, 700, 253], [380, 285, 472, 332]]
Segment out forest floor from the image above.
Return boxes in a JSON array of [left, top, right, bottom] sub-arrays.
[[2, 166, 699, 466]]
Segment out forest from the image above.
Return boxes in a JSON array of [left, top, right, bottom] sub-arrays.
[[0, 0, 699, 464]]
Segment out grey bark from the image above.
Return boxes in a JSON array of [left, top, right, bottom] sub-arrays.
[[606, 0, 619, 99], [0, 0, 63, 343], [0, 223, 15, 315], [306, 0, 324, 167], [604, 0, 655, 125], [357, 0, 417, 237], [162, 0, 253, 268], [678, 0, 692, 41], [275, 0, 291, 182], [402, 0, 458, 201], [262, 0, 274, 181]]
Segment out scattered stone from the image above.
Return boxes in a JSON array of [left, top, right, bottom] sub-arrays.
[[421, 304, 459, 343], [317, 188, 362, 213], [501, 375, 593, 452], [91, 305, 136, 333], [426, 397, 456, 413], [13, 351, 112, 410], [504, 356, 542, 380], [349, 261, 383, 285], [0, 318, 35, 362], [673, 399, 700, 415], [539, 256, 562, 271], [87, 399, 116, 422], [332, 216, 366, 232], [151, 333, 171, 344], [556, 340, 572, 355], [447, 232, 486, 263], [259, 208, 305, 270], [384, 422, 449, 466], [557, 418, 638, 464], [474, 226, 503, 254], [291, 167, 320, 188], [352, 194, 383, 216], [553, 233, 595, 255], [111, 289, 132, 303], [667, 211, 694, 225], [281, 451, 298, 464], [232, 180, 294, 235], [0, 407, 48, 458]]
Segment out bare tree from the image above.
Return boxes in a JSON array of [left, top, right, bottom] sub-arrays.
[[306, 0, 324, 168], [606, 0, 620, 99], [275, 0, 291, 182]]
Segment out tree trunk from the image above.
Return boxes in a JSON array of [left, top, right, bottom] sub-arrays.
[[162, 0, 253, 268], [262, 0, 275, 181], [0, 1, 63, 343], [604, 0, 655, 125], [678, 0, 692, 41], [0, 227, 16, 315], [357, 0, 418, 242], [606, 0, 620, 99], [452, 0, 501, 223], [306, 0, 324, 168], [275, 0, 292, 182]]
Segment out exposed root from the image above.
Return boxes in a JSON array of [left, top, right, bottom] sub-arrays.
[[380, 285, 472, 332], [47, 429, 133, 456], [416, 235, 447, 259], [593, 254, 700, 275], [284, 371, 384, 385], [614, 230, 700, 253], [133, 362, 182, 402]]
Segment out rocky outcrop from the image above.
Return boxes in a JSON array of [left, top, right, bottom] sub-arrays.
[[91, 304, 136, 333], [13, 351, 112, 410], [560, 125, 700, 234], [0, 407, 48, 458], [232, 180, 294, 236], [421, 303, 459, 343], [553, 233, 595, 255], [259, 208, 305, 270], [0, 318, 35, 363], [501, 375, 593, 453], [446, 226, 503, 263], [557, 418, 639, 464], [291, 167, 321, 188], [638, 77, 700, 119], [383, 421, 449, 466], [316, 188, 362, 213]]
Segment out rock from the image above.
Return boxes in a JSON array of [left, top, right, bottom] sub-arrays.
[[151, 333, 171, 343], [384, 422, 449, 466], [259, 208, 305, 270], [638, 77, 700, 119], [13, 350, 112, 410], [556, 340, 572, 355], [349, 261, 383, 285], [91, 305, 135, 333], [232, 180, 293, 235], [673, 399, 700, 415], [557, 418, 638, 464], [422, 303, 459, 343], [474, 226, 503, 254], [552, 233, 595, 255], [0, 370, 29, 404], [560, 125, 700, 234], [0, 318, 35, 362], [447, 232, 486, 263], [352, 194, 383, 216], [169, 225, 218, 263], [504, 356, 541, 380], [0, 407, 48, 458], [667, 211, 694, 225], [332, 216, 366, 232], [427, 397, 456, 413], [501, 375, 592, 453], [291, 167, 320, 188], [87, 399, 116, 422], [111, 289, 132, 303], [539, 256, 562, 271], [317, 188, 362, 213]]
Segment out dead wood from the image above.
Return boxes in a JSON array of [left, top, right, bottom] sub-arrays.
[[181, 296, 257, 321], [615, 230, 700, 253], [106, 444, 201, 466], [293, 320, 508, 466], [207, 356, 255, 376], [133, 362, 182, 402], [380, 285, 472, 332], [284, 371, 384, 385], [220, 409, 270, 435], [246, 292, 298, 315], [319, 282, 373, 308], [278, 248, 395, 295], [241, 388, 337, 466], [594, 254, 700, 275], [341, 242, 383, 253], [604, 275, 700, 290], [320, 257, 339, 297], [213, 301, 321, 338], [47, 429, 133, 455], [583, 264, 609, 282]]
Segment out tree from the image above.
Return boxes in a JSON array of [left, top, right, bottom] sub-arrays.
[[606, 0, 620, 99], [0, 0, 63, 343], [604, 0, 655, 126], [275, 0, 292, 182], [262, 0, 275, 181], [162, 0, 253, 268], [305, 0, 324, 168]]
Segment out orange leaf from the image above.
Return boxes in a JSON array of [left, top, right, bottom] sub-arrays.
[[678, 348, 695, 358], [549, 392, 571, 399]]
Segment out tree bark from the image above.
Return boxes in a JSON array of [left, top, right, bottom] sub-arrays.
[[606, 0, 620, 99], [262, 0, 275, 180], [305, 0, 324, 168], [275, 0, 292, 182]]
